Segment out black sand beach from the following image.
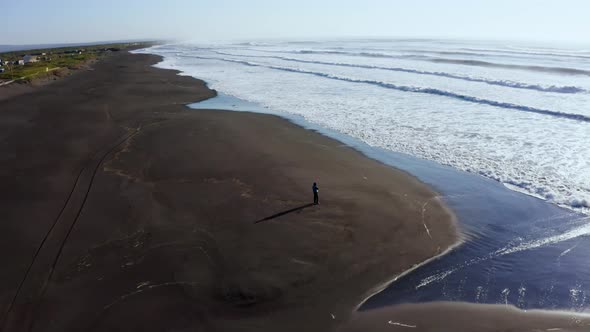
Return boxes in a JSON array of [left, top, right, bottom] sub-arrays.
[[0, 51, 456, 331], [2, 51, 586, 331]]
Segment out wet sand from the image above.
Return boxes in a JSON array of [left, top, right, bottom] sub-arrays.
[[0, 51, 457, 331], [344, 302, 590, 331]]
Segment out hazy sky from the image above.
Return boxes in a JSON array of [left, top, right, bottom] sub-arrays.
[[1, 0, 588, 45]]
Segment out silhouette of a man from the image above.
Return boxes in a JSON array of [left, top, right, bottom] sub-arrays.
[[312, 182, 319, 205]]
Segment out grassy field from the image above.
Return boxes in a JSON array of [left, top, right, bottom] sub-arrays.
[[0, 42, 153, 81]]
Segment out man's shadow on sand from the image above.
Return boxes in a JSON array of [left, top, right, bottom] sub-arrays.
[[254, 203, 315, 224]]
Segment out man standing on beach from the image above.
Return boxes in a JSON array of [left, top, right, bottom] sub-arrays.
[[313, 182, 319, 205]]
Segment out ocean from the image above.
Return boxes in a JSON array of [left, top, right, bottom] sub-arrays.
[[138, 39, 590, 216], [135, 39, 590, 311]]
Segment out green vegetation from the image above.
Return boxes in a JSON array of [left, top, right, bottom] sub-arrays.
[[0, 42, 154, 82]]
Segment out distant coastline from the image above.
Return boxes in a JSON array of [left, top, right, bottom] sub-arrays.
[[0, 41, 155, 90], [0, 39, 161, 53]]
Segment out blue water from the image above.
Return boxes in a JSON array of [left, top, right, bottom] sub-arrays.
[[190, 93, 590, 313]]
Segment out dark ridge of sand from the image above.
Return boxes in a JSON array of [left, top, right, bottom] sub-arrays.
[[342, 302, 590, 332], [0, 51, 460, 331]]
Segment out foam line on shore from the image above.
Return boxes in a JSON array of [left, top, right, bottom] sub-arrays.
[[415, 215, 590, 289], [354, 238, 465, 312], [344, 301, 590, 332]]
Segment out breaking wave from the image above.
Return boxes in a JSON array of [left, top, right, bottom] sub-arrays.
[[189, 55, 590, 123], [254, 49, 590, 76], [459, 47, 590, 60], [212, 51, 586, 94]]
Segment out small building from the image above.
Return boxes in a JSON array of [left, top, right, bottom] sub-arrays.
[[16, 60, 24, 65], [23, 55, 39, 64]]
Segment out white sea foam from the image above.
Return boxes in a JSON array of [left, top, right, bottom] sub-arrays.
[[415, 216, 590, 288], [135, 39, 590, 215], [493, 218, 590, 257]]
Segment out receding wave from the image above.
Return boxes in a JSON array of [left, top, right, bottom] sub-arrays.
[[250, 49, 590, 76], [416, 215, 590, 289], [187, 55, 590, 123], [212, 51, 586, 94]]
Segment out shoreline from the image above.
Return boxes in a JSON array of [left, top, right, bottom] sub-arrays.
[[354, 236, 465, 312], [181, 76, 470, 314], [3, 49, 588, 331], [149, 49, 590, 328], [138, 45, 590, 218], [189, 91, 590, 314], [184, 98, 466, 314], [0, 51, 459, 331], [343, 301, 590, 331], [185, 93, 468, 313]]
